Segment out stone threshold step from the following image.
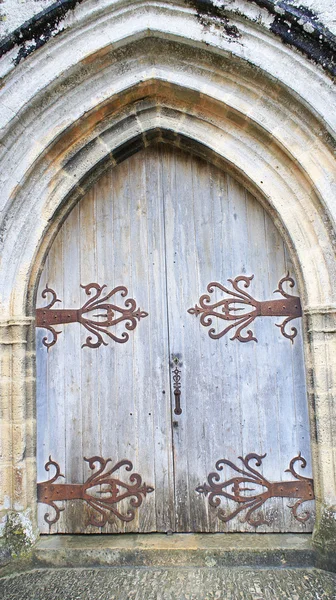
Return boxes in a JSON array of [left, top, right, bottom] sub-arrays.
[[33, 533, 315, 568]]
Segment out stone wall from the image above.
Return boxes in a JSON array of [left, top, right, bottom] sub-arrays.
[[1, 1, 336, 76], [1, 0, 336, 38]]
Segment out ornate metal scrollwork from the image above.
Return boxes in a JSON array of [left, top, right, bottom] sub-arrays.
[[36, 283, 148, 348], [37, 456, 154, 528], [196, 453, 314, 527], [188, 273, 302, 343]]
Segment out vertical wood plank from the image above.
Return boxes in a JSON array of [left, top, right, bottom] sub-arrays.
[[95, 168, 118, 534], [145, 146, 175, 532], [162, 145, 193, 532], [79, 185, 99, 533]]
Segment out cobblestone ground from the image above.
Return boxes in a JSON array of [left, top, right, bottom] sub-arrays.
[[0, 567, 335, 600]]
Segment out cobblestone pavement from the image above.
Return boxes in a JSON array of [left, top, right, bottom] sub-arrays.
[[0, 567, 335, 600]]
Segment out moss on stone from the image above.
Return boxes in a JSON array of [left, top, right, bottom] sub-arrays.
[[313, 505, 336, 572], [2, 512, 36, 559]]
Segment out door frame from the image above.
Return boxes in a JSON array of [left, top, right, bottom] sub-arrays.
[[28, 125, 335, 543]]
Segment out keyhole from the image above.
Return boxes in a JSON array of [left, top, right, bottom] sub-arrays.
[[172, 354, 181, 367]]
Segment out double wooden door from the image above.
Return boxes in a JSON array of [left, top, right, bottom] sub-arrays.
[[36, 145, 314, 533]]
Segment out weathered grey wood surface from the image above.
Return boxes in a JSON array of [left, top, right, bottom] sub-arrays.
[[36, 145, 314, 533]]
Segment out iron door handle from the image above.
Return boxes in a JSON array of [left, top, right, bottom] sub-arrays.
[[173, 380, 182, 415], [172, 356, 182, 415]]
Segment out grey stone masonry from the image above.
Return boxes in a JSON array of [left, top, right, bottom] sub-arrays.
[[0, 567, 336, 600]]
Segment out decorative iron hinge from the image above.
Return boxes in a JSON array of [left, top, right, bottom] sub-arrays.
[[196, 452, 314, 527], [35, 283, 148, 349], [188, 273, 302, 343], [37, 456, 154, 528]]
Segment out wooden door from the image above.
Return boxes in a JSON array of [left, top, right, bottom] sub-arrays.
[[36, 145, 314, 533]]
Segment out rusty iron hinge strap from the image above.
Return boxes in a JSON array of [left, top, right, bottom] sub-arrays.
[[37, 456, 154, 528], [196, 452, 314, 527], [188, 273, 302, 343], [35, 283, 148, 349]]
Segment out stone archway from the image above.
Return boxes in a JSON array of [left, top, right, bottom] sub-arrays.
[[0, 1, 335, 567]]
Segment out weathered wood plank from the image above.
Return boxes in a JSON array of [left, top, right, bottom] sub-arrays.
[[78, 184, 99, 534]]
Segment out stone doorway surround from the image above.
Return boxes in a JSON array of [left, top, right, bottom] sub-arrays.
[[0, 0, 335, 571]]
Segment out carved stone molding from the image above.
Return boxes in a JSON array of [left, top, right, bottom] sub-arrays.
[[0, 318, 33, 345]]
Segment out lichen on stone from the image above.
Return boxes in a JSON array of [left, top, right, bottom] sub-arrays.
[[2, 511, 36, 558]]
